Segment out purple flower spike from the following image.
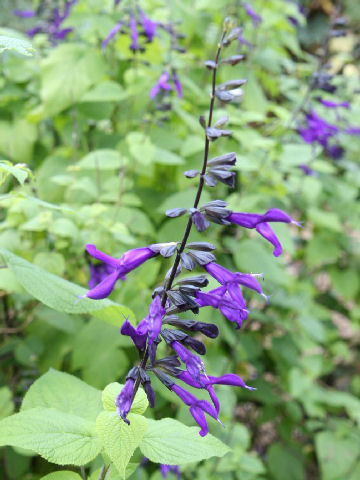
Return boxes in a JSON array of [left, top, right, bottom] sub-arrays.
[[102, 21, 123, 49], [243, 2, 262, 27], [139, 9, 157, 42], [115, 376, 135, 424], [170, 384, 220, 436], [129, 14, 140, 51], [13, 9, 35, 18], [82, 244, 157, 299], [150, 71, 172, 99], [228, 208, 301, 257], [345, 126, 360, 136], [121, 317, 148, 351], [298, 110, 338, 147], [160, 465, 181, 479]]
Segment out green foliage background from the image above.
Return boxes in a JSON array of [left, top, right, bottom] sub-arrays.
[[0, 0, 360, 479]]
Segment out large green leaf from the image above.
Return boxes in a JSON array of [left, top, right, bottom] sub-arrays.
[[96, 411, 147, 479], [0, 407, 101, 466], [41, 473, 82, 480], [0, 34, 34, 56], [139, 418, 231, 465], [76, 149, 123, 170], [21, 369, 102, 422], [0, 248, 135, 327]]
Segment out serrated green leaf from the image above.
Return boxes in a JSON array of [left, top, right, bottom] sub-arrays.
[[21, 369, 102, 422], [102, 382, 148, 415], [0, 407, 101, 465], [139, 418, 231, 465], [96, 411, 147, 479], [0, 248, 135, 327], [0, 34, 35, 56]]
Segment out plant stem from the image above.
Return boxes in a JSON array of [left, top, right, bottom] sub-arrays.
[[98, 464, 109, 480], [130, 30, 226, 403]]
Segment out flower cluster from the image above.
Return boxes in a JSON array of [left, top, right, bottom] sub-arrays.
[[82, 16, 300, 437], [14, 1, 76, 44]]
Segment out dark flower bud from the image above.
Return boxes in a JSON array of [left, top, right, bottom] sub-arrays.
[[180, 252, 197, 271], [201, 205, 231, 218], [160, 243, 178, 258], [208, 152, 236, 167], [221, 55, 245, 65], [186, 242, 216, 251], [329, 29, 347, 37], [199, 115, 207, 128], [223, 26, 243, 46], [175, 275, 209, 288], [202, 200, 228, 208], [205, 60, 217, 70], [161, 328, 206, 355], [153, 368, 175, 389], [203, 174, 218, 187], [166, 208, 187, 218], [217, 79, 247, 91], [208, 168, 235, 187], [178, 284, 201, 295], [152, 285, 164, 298], [187, 249, 216, 266], [205, 127, 232, 141], [127, 366, 140, 381], [140, 369, 155, 408], [184, 169, 199, 178], [333, 17, 347, 26], [149, 242, 177, 253], [165, 262, 182, 280], [164, 317, 219, 339], [189, 208, 210, 232], [154, 355, 182, 371], [215, 90, 234, 103]]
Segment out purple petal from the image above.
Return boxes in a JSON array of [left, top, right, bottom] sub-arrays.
[[120, 318, 148, 350], [189, 406, 208, 436], [86, 270, 121, 299], [101, 21, 123, 49], [204, 262, 234, 284], [228, 212, 261, 228], [86, 244, 122, 268], [115, 378, 134, 424], [208, 373, 256, 390], [256, 222, 282, 257], [13, 9, 35, 18], [120, 247, 156, 273], [320, 99, 349, 109]]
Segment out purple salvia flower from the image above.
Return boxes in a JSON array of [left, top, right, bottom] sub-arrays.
[[139, 9, 157, 42], [27, 26, 42, 38], [345, 126, 360, 136], [178, 371, 255, 413], [81, 244, 157, 299], [298, 110, 338, 147], [13, 9, 35, 18], [88, 263, 115, 289], [145, 295, 165, 364], [129, 14, 140, 51], [150, 71, 172, 99], [121, 317, 149, 351], [172, 70, 183, 98], [243, 2, 262, 27], [170, 384, 220, 436], [160, 465, 181, 479], [320, 99, 350, 109], [325, 145, 344, 159], [102, 21, 123, 49], [115, 376, 135, 424], [171, 341, 206, 385], [228, 208, 301, 257], [299, 164, 316, 176]]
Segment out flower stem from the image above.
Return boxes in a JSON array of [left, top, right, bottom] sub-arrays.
[[130, 30, 226, 404]]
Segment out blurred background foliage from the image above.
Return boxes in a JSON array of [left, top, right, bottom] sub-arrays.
[[1, 0, 360, 479]]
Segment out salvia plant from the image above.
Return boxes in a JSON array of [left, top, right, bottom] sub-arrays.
[[80, 16, 300, 441]]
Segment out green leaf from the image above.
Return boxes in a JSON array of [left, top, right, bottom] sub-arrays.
[[0, 34, 34, 56], [155, 148, 184, 165], [316, 431, 360, 480], [41, 472, 83, 480], [0, 248, 135, 327], [307, 208, 342, 232], [21, 369, 102, 422], [96, 411, 147, 479], [266, 443, 305, 480], [101, 382, 148, 415], [126, 133, 155, 165], [0, 387, 14, 420], [80, 81, 128, 103], [139, 418, 231, 465], [0, 407, 101, 465], [77, 149, 123, 170], [40, 43, 105, 116], [0, 160, 32, 185]]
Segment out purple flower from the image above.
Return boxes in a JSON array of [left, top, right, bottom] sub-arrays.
[[228, 208, 301, 257], [170, 383, 220, 436], [178, 371, 255, 413], [345, 126, 360, 136], [171, 341, 206, 385], [102, 21, 123, 49], [160, 465, 181, 479], [325, 144, 344, 159], [139, 9, 157, 42], [243, 2, 262, 27], [150, 71, 172, 99], [115, 376, 135, 424], [191, 209, 210, 232], [320, 99, 349, 109], [298, 110, 338, 147], [81, 244, 157, 299], [13, 10, 35, 18], [299, 164, 316, 176], [129, 14, 140, 51], [88, 263, 114, 289], [172, 70, 183, 98], [196, 285, 249, 329]]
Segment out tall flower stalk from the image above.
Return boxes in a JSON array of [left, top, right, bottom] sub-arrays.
[[83, 15, 300, 437]]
